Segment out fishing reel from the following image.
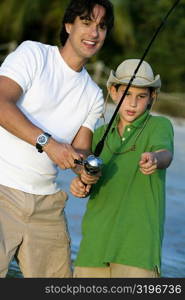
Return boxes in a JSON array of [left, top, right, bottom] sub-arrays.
[[74, 155, 103, 175]]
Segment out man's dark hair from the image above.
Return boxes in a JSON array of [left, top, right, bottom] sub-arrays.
[[60, 0, 114, 46]]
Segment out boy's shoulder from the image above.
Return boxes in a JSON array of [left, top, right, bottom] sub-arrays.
[[93, 124, 107, 144], [94, 123, 107, 135], [149, 113, 173, 127]]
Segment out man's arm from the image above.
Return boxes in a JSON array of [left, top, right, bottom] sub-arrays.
[[72, 125, 93, 159], [0, 76, 41, 144], [71, 126, 101, 184], [0, 75, 81, 169]]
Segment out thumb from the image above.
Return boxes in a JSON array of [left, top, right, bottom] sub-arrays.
[[79, 153, 85, 161], [139, 153, 149, 165]]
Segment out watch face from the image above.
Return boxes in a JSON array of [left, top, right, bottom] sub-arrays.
[[38, 134, 47, 145]]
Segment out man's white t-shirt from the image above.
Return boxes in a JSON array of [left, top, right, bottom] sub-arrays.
[[0, 41, 104, 195]]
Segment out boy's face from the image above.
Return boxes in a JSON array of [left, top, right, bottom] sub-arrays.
[[110, 85, 152, 125], [65, 4, 107, 61]]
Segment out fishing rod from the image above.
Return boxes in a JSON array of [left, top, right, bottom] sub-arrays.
[[75, 0, 180, 175], [94, 0, 180, 157]]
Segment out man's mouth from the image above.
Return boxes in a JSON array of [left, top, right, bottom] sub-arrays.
[[83, 40, 97, 47]]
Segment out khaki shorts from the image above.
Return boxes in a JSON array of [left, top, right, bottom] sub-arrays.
[[0, 184, 72, 278], [73, 264, 160, 278]]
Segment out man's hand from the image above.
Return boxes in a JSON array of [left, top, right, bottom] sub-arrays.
[[44, 139, 83, 169], [139, 152, 158, 175], [70, 176, 91, 198]]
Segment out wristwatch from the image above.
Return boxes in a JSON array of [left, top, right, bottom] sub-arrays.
[[36, 132, 51, 153]]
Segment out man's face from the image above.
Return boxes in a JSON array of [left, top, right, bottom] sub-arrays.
[[65, 4, 107, 61]]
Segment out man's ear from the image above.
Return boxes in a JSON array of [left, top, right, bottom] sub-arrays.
[[65, 23, 72, 34]]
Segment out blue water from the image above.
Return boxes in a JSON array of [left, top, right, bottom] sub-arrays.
[[8, 114, 185, 278]]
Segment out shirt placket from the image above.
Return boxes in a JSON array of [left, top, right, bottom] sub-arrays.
[[121, 125, 133, 145]]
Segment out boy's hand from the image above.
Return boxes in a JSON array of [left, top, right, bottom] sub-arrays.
[[70, 176, 91, 198], [139, 152, 158, 175], [80, 169, 101, 185]]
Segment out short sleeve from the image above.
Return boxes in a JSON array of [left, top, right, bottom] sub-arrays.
[[82, 90, 104, 132], [150, 116, 174, 154], [0, 41, 39, 93]]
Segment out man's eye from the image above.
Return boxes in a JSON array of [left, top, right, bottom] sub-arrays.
[[100, 23, 106, 30], [139, 95, 146, 98], [83, 20, 90, 25]]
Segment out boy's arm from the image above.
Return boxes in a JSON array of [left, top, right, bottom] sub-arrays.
[[153, 149, 173, 168], [70, 176, 91, 198], [139, 149, 173, 175]]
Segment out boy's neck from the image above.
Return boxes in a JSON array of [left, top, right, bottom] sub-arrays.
[[117, 118, 130, 136]]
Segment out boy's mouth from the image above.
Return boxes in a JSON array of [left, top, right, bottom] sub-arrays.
[[126, 110, 136, 116]]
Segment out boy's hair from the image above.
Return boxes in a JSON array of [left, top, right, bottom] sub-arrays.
[[60, 0, 114, 46]]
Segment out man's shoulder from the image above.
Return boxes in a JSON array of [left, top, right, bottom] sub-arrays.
[[18, 40, 51, 53], [84, 68, 102, 92], [14, 40, 56, 66]]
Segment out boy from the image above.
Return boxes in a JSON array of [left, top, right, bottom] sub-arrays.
[[70, 59, 174, 278]]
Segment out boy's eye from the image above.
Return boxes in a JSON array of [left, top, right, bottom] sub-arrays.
[[119, 89, 127, 94]]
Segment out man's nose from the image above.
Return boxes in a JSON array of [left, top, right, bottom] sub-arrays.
[[90, 25, 99, 38]]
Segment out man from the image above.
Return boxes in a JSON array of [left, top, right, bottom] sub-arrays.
[[0, 0, 114, 277]]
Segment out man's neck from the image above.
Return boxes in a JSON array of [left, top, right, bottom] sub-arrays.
[[59, 46, 87, 72]]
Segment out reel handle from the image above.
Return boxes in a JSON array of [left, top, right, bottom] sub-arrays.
[[74, 159, 83, 166]]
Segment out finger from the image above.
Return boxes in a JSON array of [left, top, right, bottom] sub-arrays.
[[140, 167, 156, 175], [85, 184, 92, 193], [70, 186, 86, 197], [140, 159, 153, 168]]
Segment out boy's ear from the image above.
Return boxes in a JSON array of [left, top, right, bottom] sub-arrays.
[[109, 85, 117, 102], [151, 90, 158, 104], [148, 91, 157, 109]]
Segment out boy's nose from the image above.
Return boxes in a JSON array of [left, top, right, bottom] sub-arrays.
[[130, 97, 137, 107]]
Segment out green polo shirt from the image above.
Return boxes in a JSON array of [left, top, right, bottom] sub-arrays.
[[75, 111, 174, 273]]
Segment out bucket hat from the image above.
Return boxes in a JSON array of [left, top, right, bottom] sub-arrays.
[[107, 59, 161, 91]]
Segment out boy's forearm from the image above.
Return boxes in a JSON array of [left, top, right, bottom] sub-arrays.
[[154, 149, 173, 169]]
